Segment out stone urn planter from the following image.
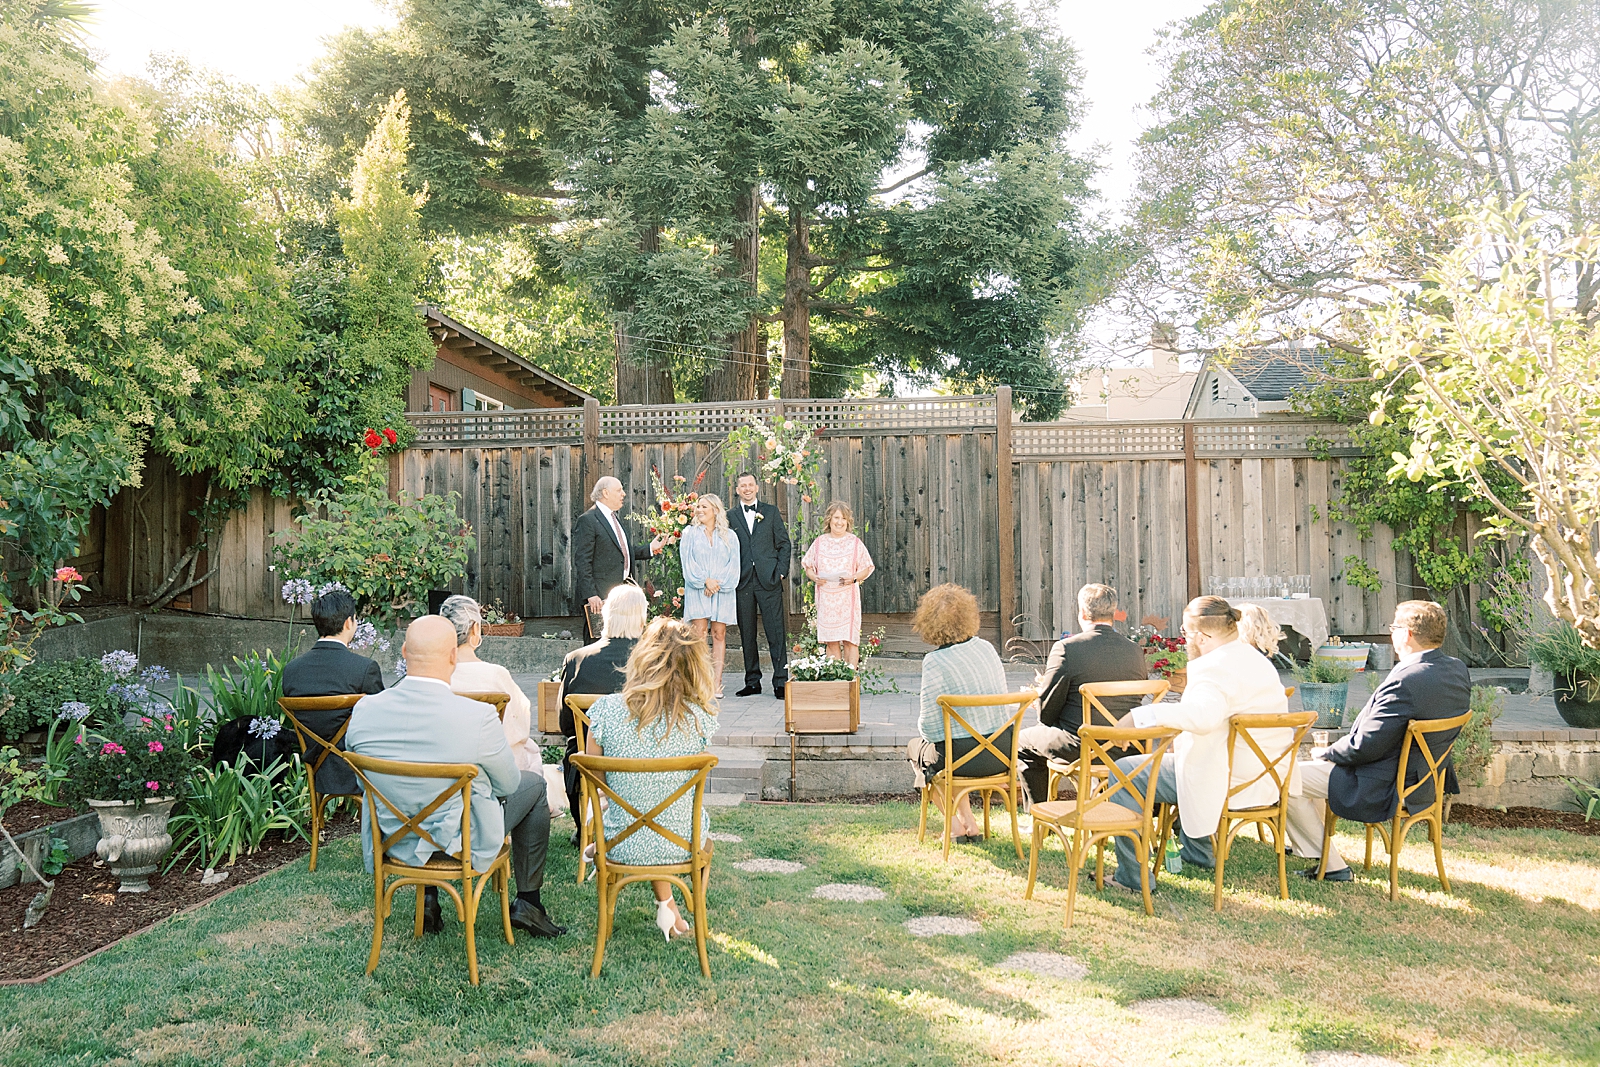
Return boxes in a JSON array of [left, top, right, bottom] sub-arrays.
[[87, 798, 176, 893], [1552, 672, 1600, 729], [1297, 682, 1350, 729]]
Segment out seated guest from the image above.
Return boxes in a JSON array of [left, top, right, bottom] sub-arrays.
[[346, 616, 563, 938], [1016, 584, 1147, 805], [1106, 596, 1290, 893], [215, 588, 384, 784], [906, 583, 1012, 844], [584, 617, 717, 941], [1239, 603, 1285, 660], [439, 595, 541, 772], [1285, 600, 1468, 880], [557, 583, 647, 840]]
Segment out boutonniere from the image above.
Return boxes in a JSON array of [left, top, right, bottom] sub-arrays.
[[754, 511, 764, 523]]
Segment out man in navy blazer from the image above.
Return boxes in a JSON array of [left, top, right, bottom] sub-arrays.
[[1285, 600, 1469, 879]]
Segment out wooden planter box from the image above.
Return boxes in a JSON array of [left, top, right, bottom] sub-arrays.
[[481, 621, 525, 637], [537, 680, 563, 734], [785, 679, 860, 735]]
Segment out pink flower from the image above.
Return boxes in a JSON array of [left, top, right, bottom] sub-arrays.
[[55, 566, 83, 583], [146, 781, 159, 791], [73, 736, 85, 745], [101, 742, 126, 756], [140, 717, 152, 725], [165, 723, 173, 732], [147, 741, 164, 753]]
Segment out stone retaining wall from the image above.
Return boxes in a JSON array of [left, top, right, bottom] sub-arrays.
[[0, 812, 98, 891], [1456, 734, 1600, 811]]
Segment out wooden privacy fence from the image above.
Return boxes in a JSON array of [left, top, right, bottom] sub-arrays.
[[396, 392, 1411, 642]]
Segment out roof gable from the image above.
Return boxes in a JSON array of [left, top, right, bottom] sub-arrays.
[[419, 304, 594, 408]]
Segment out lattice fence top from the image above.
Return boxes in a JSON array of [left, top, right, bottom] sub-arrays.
[[408, 408, 583, 447], [1011, 419, 1361, 459], [599, 401, 780, 440]]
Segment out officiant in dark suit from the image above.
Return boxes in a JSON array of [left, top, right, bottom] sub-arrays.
[[731, 471, 793, 698], [572, 476, 660, 638]]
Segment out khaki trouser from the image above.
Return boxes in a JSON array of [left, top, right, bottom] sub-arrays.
[[1284, 759, 1350, 872]]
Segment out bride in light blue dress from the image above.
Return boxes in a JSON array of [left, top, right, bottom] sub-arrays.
[[678, 493, 741, 698]]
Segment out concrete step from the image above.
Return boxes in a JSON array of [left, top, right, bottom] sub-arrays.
[[708, 745, 767, 800]]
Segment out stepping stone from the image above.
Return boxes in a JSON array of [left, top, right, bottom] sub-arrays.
[[1306, 1054, 1406, 1067], [1128, 998, 1227, 1026], [904, 916, 981, 937], [811, 883, 887, 902], [733, 858, 805, 875], [998, 951, 1088, 980], [707, 831, 743, 843]]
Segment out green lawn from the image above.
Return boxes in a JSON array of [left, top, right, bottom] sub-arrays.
[[1, 802, 1596, 1066]]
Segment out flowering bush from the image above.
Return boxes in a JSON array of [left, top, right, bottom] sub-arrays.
[[0, 565, 88, 683], [60, 713, 196, 804], [273, 437, 474, 631], [791, 622, 896, 694], [789, 654, 860, 682], [631, 467, 709, 619], [481, 599, 520, 626], [1130, 625, 1188, 678]]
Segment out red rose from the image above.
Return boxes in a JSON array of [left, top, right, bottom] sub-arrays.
[[363, 428, 381, 450], [382, 427, 398, 445]]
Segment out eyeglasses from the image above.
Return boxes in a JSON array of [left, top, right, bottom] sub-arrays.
[[1388, 624, 1409, 634]]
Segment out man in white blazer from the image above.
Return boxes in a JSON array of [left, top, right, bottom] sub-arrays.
[[1106, 596, 1291, 893], [347, 615, 564, 938]]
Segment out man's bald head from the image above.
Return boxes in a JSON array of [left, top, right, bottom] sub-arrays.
[[402, 615, 459, 682]]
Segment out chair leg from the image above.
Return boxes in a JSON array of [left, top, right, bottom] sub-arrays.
[[941, 784, 954, 861], [1364, 824, 1375, 870], [693, 864, 712, 978], [413, 884, 426, 939], [499, 867, 514, 945], [464, 880, 479, 986], [981, 790, 992, 840], [589, 880, 612, 979], [1388, 814, 1404, 902], [917, 786, 930, 843], [308, 792, 322, 873], [577, 789, 591, 884], [366, 877, 387, 976], [1212, 827, 1227, 912], [1430, 816, 1451, 894], [1007, 786, 1023, 861], [1064, 835, 1083, 928], [1030, 825, 1043, 895], [1138, 834, 1154, 917], [1274, 816, 1289, 901], [1094, 840, 1105, 891], [1318, 809, 1336, 880]]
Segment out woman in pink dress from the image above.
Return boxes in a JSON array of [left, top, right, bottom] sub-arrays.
[[801, 502, 875, 665]]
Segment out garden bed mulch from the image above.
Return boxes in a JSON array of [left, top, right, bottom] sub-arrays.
[[1450, 803, 1600, 836], [0, 799, 80, 835], [0, 816, 357, 983]]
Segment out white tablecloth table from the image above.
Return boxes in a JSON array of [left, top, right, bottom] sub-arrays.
[[1225, 597, 1329, 653]]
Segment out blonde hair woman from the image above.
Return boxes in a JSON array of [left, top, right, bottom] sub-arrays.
[[440, 595, 541, 771], [1238, 603, 1285, 660], [583, 617, 718, 940], [801, 501, 875, 665], [679, 493, 740, 697]]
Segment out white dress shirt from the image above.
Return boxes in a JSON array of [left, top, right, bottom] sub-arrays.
[[740, 501, 759, 532], [596, 501, 629, 557]]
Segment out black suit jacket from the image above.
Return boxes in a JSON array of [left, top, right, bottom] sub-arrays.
[[1325, 648, 1469, 823], [556, 637, 636, 736], [1036, 624, 1149, 735], [276, 639, 386, 796], [573, 506, 653, 604], [730, 500, 792, 590]]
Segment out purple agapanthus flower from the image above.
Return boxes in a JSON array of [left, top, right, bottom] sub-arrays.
[[246, 717, 282, 741], [100, 650, 138, 679], [58, 700, 92, 721], [139, 665, 171, 684], [281, 578, 316, 606], [316, 581, 348, 598], [350, 620, 391, 654], [394, 655, 407, 679]]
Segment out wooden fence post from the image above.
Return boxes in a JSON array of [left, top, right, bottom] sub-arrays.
[[386, 452, 401, 503], [996, 388, 1016, 646], [581, 398, 601, 501], [1183, 420, 1200, 601]]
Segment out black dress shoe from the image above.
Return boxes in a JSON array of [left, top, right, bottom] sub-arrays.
[[735, 684, 762, 697], [1297, 865, 1354, 882], [773, 685, 785, 699], [509, 899, 566, 937], [421, 892, 443, 934]]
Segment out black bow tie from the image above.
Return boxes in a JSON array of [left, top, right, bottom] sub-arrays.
[[743, 505, 757, 512]]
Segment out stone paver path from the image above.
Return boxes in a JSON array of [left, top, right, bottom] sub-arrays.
[[811, 883, 888, 902], [1128, 998, 1228, 1026], [732, 858, 806, 875], [1305, 1053, 1406, 1067], [998, 952, 1088, 980], [904, 916, 981, 937]]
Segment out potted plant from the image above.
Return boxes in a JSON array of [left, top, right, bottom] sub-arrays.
[[480, 599, 525, 637], [1132, 627, 1189, 694], [785, 655, 861, 734], [1294, 658, 1354, 729], [1530, 623, 1600, 729], [61, 713, 194, 892]]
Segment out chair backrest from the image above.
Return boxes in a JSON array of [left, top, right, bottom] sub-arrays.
[[1395, 709, 1473, 813], [565, 693, 602, 751], [1078, 680, 1170, 735], [1224, 711, 1316, 811], [456, 691, 510, 721], [342, 750, 484, 876], [935, 691, 1035, 778], [568, 753, 717, 866], [1075, 725, 1179, 823], [278, 694, 364, 775]]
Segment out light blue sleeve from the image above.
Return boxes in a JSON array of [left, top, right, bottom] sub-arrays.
[[715, 531, 741, 588], [680, 527, 710, 590], [918, 651, 946, 741]]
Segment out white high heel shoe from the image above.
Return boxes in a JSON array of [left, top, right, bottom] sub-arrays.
[[655, 899, 682, 942]]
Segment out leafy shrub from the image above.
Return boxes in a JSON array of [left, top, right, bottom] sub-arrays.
[[1295, 658, 1355, 685], [60, 713, 195, 805], [1455, 685, 1504, 788], [0, 745, 59, 819], [1530, 623, 1600, 700], [0, 658, 109, 741], [1566, 778, 1599, 821], [204, 652, 284, 728], [167, 756, 310, 870]]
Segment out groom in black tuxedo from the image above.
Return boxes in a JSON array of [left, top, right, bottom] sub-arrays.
[[731, 472, 792, 698]]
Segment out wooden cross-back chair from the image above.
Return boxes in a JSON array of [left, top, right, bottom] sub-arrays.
[[1319, 709, 1472, 901], [1044, 680, 1170, 802], [568, 752, 717, 979], [916, 692, 1034, 861], [1025, 725, 1179, 925], [565, 693, 603, 883], [456, 692, 511, 721], [341, 751, 515, 986], [1155, 711, 1315, 909], [279, 694, 365, 872]]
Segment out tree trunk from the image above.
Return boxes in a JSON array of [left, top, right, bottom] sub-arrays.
[[782, 203, 811, 399], [703, 185, 762, 401], [614, 224, 675, 404]]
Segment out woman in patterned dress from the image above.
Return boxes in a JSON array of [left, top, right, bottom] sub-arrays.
[[583, 617, 717, 940], [678, 493, 740, 698], [802, 502, 875, 665]]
